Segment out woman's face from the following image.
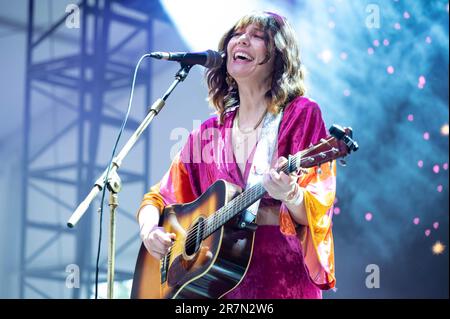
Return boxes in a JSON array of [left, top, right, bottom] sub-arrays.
[[226, 23, 274, 87]]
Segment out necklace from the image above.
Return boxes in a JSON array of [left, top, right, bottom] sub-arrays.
[[236, 108, 267, 134]]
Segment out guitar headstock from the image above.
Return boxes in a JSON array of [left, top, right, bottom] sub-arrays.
[[284, 125, 359, 173]]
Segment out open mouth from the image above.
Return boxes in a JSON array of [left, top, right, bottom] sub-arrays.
[[233, 51, 254, 62]]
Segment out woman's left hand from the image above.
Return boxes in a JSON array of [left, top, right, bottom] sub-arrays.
[[262, 156, 298, 201]]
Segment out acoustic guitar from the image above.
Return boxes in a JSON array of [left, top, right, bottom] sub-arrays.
[[131, 125, 358, 299]]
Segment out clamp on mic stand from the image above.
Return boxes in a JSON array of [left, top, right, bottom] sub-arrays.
[[67, 62, 193, 299]]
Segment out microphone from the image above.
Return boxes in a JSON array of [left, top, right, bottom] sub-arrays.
[[149, 49, 224, 68]]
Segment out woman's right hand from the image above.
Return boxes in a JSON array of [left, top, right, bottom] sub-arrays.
[[138, 205, 176, 260], [142, 226, 176, 260]]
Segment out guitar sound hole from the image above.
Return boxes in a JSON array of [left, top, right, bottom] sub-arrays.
[[185, 217, 206, 257]]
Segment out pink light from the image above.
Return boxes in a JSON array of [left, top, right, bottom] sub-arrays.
[[328, 21, 336, 29], [340, 52, 348, 60], [394, 22, 401, 30], [419, 76, 426, 84], [343, 89, 351, 97], [443, 163, 448, 170], [433, 222, 439, 230], [387, 66, 395, 74], [403, 11, 410, 19], [383, 39, 390, 46], [426, 36, 432, 44], [433, 165, 440, 174], [418, 75, 426, 89], [437, 185, 443, 192], [334, 207, 340, 215], [328, 6, 336, 13], [368, 47, 374, 55], [413, 217, 420, 225], [365, 212, 373, 221], [373, 39, 380, 47], [407, 114, 414, 121], [418, 160, 424, 168], [423, 132, 430, 140], [425, 229, 431, 237]]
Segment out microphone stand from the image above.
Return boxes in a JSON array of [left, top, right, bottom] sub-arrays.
[[67, 63, 193, 299]]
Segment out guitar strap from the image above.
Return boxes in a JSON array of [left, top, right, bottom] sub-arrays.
[[240, 108, 284, 226]]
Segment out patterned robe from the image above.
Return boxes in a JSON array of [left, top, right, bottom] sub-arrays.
[[138, 96, 337, 298]]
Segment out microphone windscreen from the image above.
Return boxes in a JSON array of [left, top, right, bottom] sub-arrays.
[[204, 50, 224, 68]]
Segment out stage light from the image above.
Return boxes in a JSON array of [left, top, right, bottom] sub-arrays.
[[160, 0, 284, 51], [318, 49, 333, 64], [418, 75, 426, 89], [440, 124, 449, 136], [387, 66, 395, 74], [432, 241, 445, 255], [433, 165, 440, 174]]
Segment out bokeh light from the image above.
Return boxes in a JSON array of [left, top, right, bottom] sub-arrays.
[[418, 75, 426, 89], [432, 241, 446, 255], [433, 165, 440, 174], [441, 124, 449, 136]]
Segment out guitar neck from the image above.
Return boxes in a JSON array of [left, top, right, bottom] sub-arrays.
[[203, 182, 266, 238], [202, 153, 304, 239], [203, 126, 358, 239], [202, 140, 342, 238]]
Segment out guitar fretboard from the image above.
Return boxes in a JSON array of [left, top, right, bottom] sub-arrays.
[[201, 153, 301, 239], [201, 142, 339, 239]]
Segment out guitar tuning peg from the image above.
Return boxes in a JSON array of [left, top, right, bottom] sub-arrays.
[[339, 159, 347, 167]]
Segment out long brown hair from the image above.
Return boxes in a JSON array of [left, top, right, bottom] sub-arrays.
[[206, 11, 306, 124]]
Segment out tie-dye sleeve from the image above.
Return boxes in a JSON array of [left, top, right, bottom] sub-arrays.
[[137, 133, 201, 219], [278, 98, 337, 290]]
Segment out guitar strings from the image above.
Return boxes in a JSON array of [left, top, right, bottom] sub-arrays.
[[165, 183, 262, 257], [168, 174, 270, 252], [173, 147, 334, 253], [164, 183, 264, 258], [163, 145, 337, 258], [177, 147, 334, 252], [182, 145, 314, 242]]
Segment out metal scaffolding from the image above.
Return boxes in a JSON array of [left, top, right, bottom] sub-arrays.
[[21, 0, 168, 298]]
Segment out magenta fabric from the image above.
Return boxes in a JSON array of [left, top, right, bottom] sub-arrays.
[[222, 225, 322, 299], [177, 95, 328, 209], [157, 96, 332, 294]]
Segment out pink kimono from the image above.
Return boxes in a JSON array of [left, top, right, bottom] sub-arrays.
[[139, 96, 337, 298]]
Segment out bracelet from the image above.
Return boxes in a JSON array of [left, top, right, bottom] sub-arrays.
[[283, 184, 304, 206]]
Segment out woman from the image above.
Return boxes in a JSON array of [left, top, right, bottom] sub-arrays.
[[137, 11, 336, 299]]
